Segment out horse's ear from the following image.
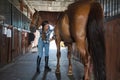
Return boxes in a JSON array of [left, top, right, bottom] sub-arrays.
[[34, 8, 38, 12]]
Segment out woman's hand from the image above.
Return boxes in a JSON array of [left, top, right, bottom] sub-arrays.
[[49, 38, 54, 42]]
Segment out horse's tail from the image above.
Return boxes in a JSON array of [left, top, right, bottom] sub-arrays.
[[86, 2, 106, 80]]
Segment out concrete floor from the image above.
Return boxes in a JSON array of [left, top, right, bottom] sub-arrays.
[[0, 42, 85, 80]]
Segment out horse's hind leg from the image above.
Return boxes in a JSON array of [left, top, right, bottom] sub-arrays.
[[67, 43, 73, 75], [55, 36, 61, 73], [76, 39, 90, 80]]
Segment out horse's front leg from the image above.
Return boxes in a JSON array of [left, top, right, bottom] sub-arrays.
[[67, 43, 73, 75], [55, 38, 61, 73]]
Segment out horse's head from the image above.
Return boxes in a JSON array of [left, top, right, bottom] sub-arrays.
[[30, 9, 42, 32]]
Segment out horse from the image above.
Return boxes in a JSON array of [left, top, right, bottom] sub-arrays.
[[54, 0, 106, 80], [30, 0, 106, 80]]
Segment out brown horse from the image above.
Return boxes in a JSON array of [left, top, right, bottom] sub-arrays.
[[54, 0, 106, 80], [30, 0, 106, 80]]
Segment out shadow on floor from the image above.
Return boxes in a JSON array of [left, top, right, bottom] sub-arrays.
[[55, 73, 61, 80], [32, 69, 50, 80], [68, 75, 75, 80], [32, 72, 39, 80]]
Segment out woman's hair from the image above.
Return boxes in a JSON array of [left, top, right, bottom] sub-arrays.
[[41, 20, 49, 40], [41, 20, 49, 28]]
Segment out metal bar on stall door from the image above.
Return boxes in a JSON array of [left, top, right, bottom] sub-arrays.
[[113, 0, 115, 16], [117, 0, 118, 14], [110, 0, 112, 17], [103, 0, 104, 13], [111, 0, 113, 16], [10, 3, 13, 61], [115, 0, 117, 15], [109, 0, 111, 17], [105, 0, 108, 18]]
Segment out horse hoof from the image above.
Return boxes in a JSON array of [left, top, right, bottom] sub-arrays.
[[67, 71, 73, 75], [55, 69, 60, 73], [68, 73, 73, 75], [83, 76, 89, 80]]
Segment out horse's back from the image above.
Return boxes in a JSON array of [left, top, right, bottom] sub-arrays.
[[67, 1, 92, 41], [66, 1, 103, 41]]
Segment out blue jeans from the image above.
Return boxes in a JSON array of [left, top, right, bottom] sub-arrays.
[[38, 38, 50, 58]]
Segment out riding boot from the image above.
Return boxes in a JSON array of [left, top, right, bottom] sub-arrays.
[[36, 56, 41, 73], [45, 56, 51, 71]]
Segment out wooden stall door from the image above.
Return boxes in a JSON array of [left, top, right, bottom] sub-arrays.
[[105, 18, 120, 80]]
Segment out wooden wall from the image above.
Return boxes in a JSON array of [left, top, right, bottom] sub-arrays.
[[0, 25, 29, 65], [105, 17, 120, 80], [0, 0, 30, 66], [0, 25, 8, 64]]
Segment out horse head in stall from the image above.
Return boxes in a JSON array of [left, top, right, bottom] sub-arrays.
[[30, 9, 42, 32], [30, 9, 63, 32], [54, 0, 106, 80]]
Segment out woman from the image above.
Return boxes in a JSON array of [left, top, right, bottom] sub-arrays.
[[36, 20, 54, 73]]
